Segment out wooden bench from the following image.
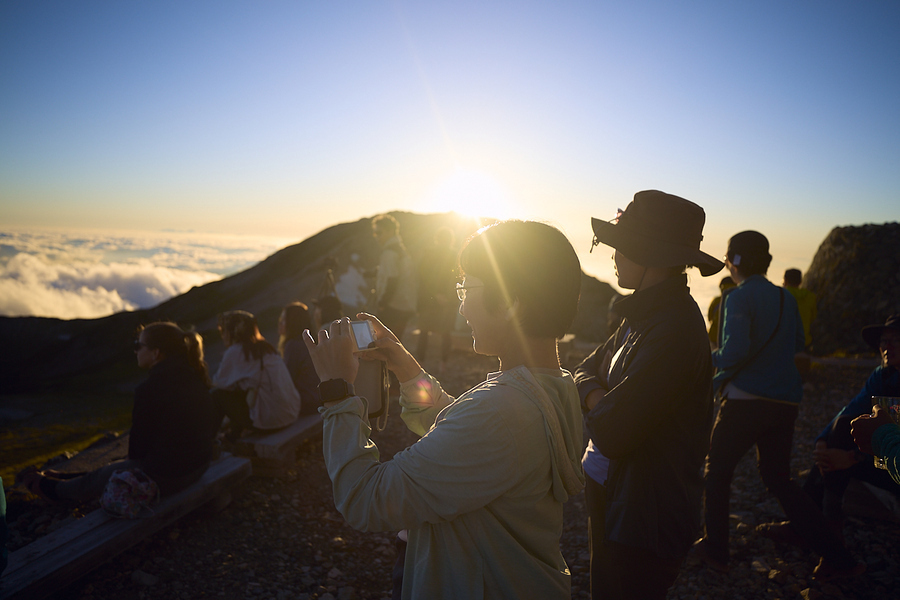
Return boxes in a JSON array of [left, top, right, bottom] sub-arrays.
[[0, 453, 252, 600], [237, 413, 323, 477]]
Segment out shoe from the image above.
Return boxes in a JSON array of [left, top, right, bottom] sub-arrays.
[[690, 538, 729, 573], [756, 521, 811, 549], [20, 470, 54, 502], [812, 557, 866, 581]]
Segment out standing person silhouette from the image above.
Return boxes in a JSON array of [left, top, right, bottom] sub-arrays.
[[576, 190, 723, 600], [372, 214, 416, 341], [694, 231, 864, 581]]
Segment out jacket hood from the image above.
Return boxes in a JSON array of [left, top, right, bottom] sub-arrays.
[[504, 366, 585, 502]]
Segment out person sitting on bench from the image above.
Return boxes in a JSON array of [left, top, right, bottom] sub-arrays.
[[24, 322, 218, 502]]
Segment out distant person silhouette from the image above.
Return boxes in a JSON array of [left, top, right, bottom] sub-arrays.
[[415, 227, 458, 370], [782, 268, 817, 349], [278, 302, 321, 415], [212, 311, 301, 441], [22, 322, 218, 503], [372, 214, 417, 341], [707, 276, 735, 349], [312, 295, 345, 332], [695, 231, 863, 581]]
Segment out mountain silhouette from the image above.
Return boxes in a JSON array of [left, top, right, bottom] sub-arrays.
[[0, 212, 616, 394]]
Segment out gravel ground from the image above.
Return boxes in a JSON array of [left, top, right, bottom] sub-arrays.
[[6, 353, 899, 600]]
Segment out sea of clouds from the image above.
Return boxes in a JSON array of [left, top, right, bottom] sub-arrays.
[[0, 229, 296, 319]]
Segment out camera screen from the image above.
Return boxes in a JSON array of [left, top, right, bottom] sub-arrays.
[[351, 321, 375, 350]]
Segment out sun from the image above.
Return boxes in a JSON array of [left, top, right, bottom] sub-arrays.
[[420, 169, 519, 222]]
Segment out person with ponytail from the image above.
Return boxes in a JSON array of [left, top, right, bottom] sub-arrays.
[[23, 322, 218, 502], [212, 310, 301, 440]]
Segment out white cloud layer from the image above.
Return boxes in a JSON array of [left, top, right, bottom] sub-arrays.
[[0, 229, 295, 319]]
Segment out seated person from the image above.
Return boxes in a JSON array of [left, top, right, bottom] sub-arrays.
[[278, 302, 321, 415], [852, 406, 900, 486], [213, 310, 301, 440], [760, 315, 900, 539], [24, 322, 218, 502]]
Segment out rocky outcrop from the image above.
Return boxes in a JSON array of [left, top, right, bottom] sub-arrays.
[[805, 222, 900, 355]]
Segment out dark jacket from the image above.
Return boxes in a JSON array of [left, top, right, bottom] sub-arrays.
[[129, 357, 217, 483], [282, 338, 321, 415], [575, 274, 714, 558]]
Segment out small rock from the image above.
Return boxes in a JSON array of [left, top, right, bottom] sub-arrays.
[[327, 567, 343, 579], [131, 570, 159, 586]]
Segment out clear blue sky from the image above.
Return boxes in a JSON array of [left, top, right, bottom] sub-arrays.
[[2, 1, 898, 303]]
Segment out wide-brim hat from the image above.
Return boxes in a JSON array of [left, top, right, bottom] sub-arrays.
[[591, 190, 724, 277], [861, 314, 900, 350]]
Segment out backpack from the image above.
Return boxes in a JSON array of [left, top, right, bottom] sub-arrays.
[[100, 468, 160, 519]]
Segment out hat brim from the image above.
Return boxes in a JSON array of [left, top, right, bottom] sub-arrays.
[[592, 217, 724, 277], [861, 324, 900, 350]]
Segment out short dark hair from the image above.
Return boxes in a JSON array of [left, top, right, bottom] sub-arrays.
[[372, 214, 399, 236], [459, 220, 581, 338], [726, 230, 771, 277], [783, 268, 802, 287]]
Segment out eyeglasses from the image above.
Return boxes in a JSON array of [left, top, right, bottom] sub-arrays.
[[133, 340, 148, 352], [456, 282, 484, 301]]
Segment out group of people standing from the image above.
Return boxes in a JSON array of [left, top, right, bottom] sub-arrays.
[[304, 191, 897, 599]]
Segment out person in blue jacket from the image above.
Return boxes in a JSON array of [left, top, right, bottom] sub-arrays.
[[693, 231, 864, 581], [763, 315, 900, 542]]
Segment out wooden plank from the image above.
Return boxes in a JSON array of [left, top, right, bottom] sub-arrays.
[[1, 454, 251, 600], [239, 414, 322, 460]]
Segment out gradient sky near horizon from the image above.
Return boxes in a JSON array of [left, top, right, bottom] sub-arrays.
[[2, 1, 898, 318]]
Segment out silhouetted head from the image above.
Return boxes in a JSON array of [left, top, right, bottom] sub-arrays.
[[459, 220, 581, 339], [783, 268, 802, 287], [278, 302, 312, 353], [135, 321, 210, 385], [726, 230, 772, 277]]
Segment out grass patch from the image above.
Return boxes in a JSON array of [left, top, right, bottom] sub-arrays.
[[0, 392, 133, 484]]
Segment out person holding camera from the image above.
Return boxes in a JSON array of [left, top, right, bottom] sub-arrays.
[[304, 220, 584, 600]]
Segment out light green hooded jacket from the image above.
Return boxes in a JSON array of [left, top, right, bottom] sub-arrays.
[[321, 365, 585, 600]]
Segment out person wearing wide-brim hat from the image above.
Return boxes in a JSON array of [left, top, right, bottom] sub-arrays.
[[696, 230, 865, 581], [783, 315, 900, 539], [575, 190, 723, 600], [850, 314, 900, 484]]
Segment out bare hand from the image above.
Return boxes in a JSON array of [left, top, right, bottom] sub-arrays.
[[851, 406, 894, 455], [303, 318, 359, 384], [355, 313, 424, 383], [585, 389, 606, 411], [813, 440, 857, 473]]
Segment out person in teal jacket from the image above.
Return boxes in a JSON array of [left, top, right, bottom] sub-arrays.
[[304, 221, 585, 600]]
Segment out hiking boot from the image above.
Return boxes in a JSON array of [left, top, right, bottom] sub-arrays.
[[756, 520, 811, 549], [812, 557, 866, 581]]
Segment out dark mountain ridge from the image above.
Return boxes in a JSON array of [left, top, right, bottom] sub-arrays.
[[0, 212, 617, 394]]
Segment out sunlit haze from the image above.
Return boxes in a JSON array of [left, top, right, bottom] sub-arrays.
[[2, 1, 898, 319]]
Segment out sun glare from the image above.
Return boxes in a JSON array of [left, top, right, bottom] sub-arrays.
[[420, 169, 519, 222]]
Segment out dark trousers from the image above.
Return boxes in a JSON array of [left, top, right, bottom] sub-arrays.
[[703, 398, 854, 566], [586, 475, 682, 600], [804, 415, 900, 520], [211, 388, 251, 438]]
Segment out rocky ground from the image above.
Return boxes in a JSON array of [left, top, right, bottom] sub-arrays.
[[5, 351, 899, 600]]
